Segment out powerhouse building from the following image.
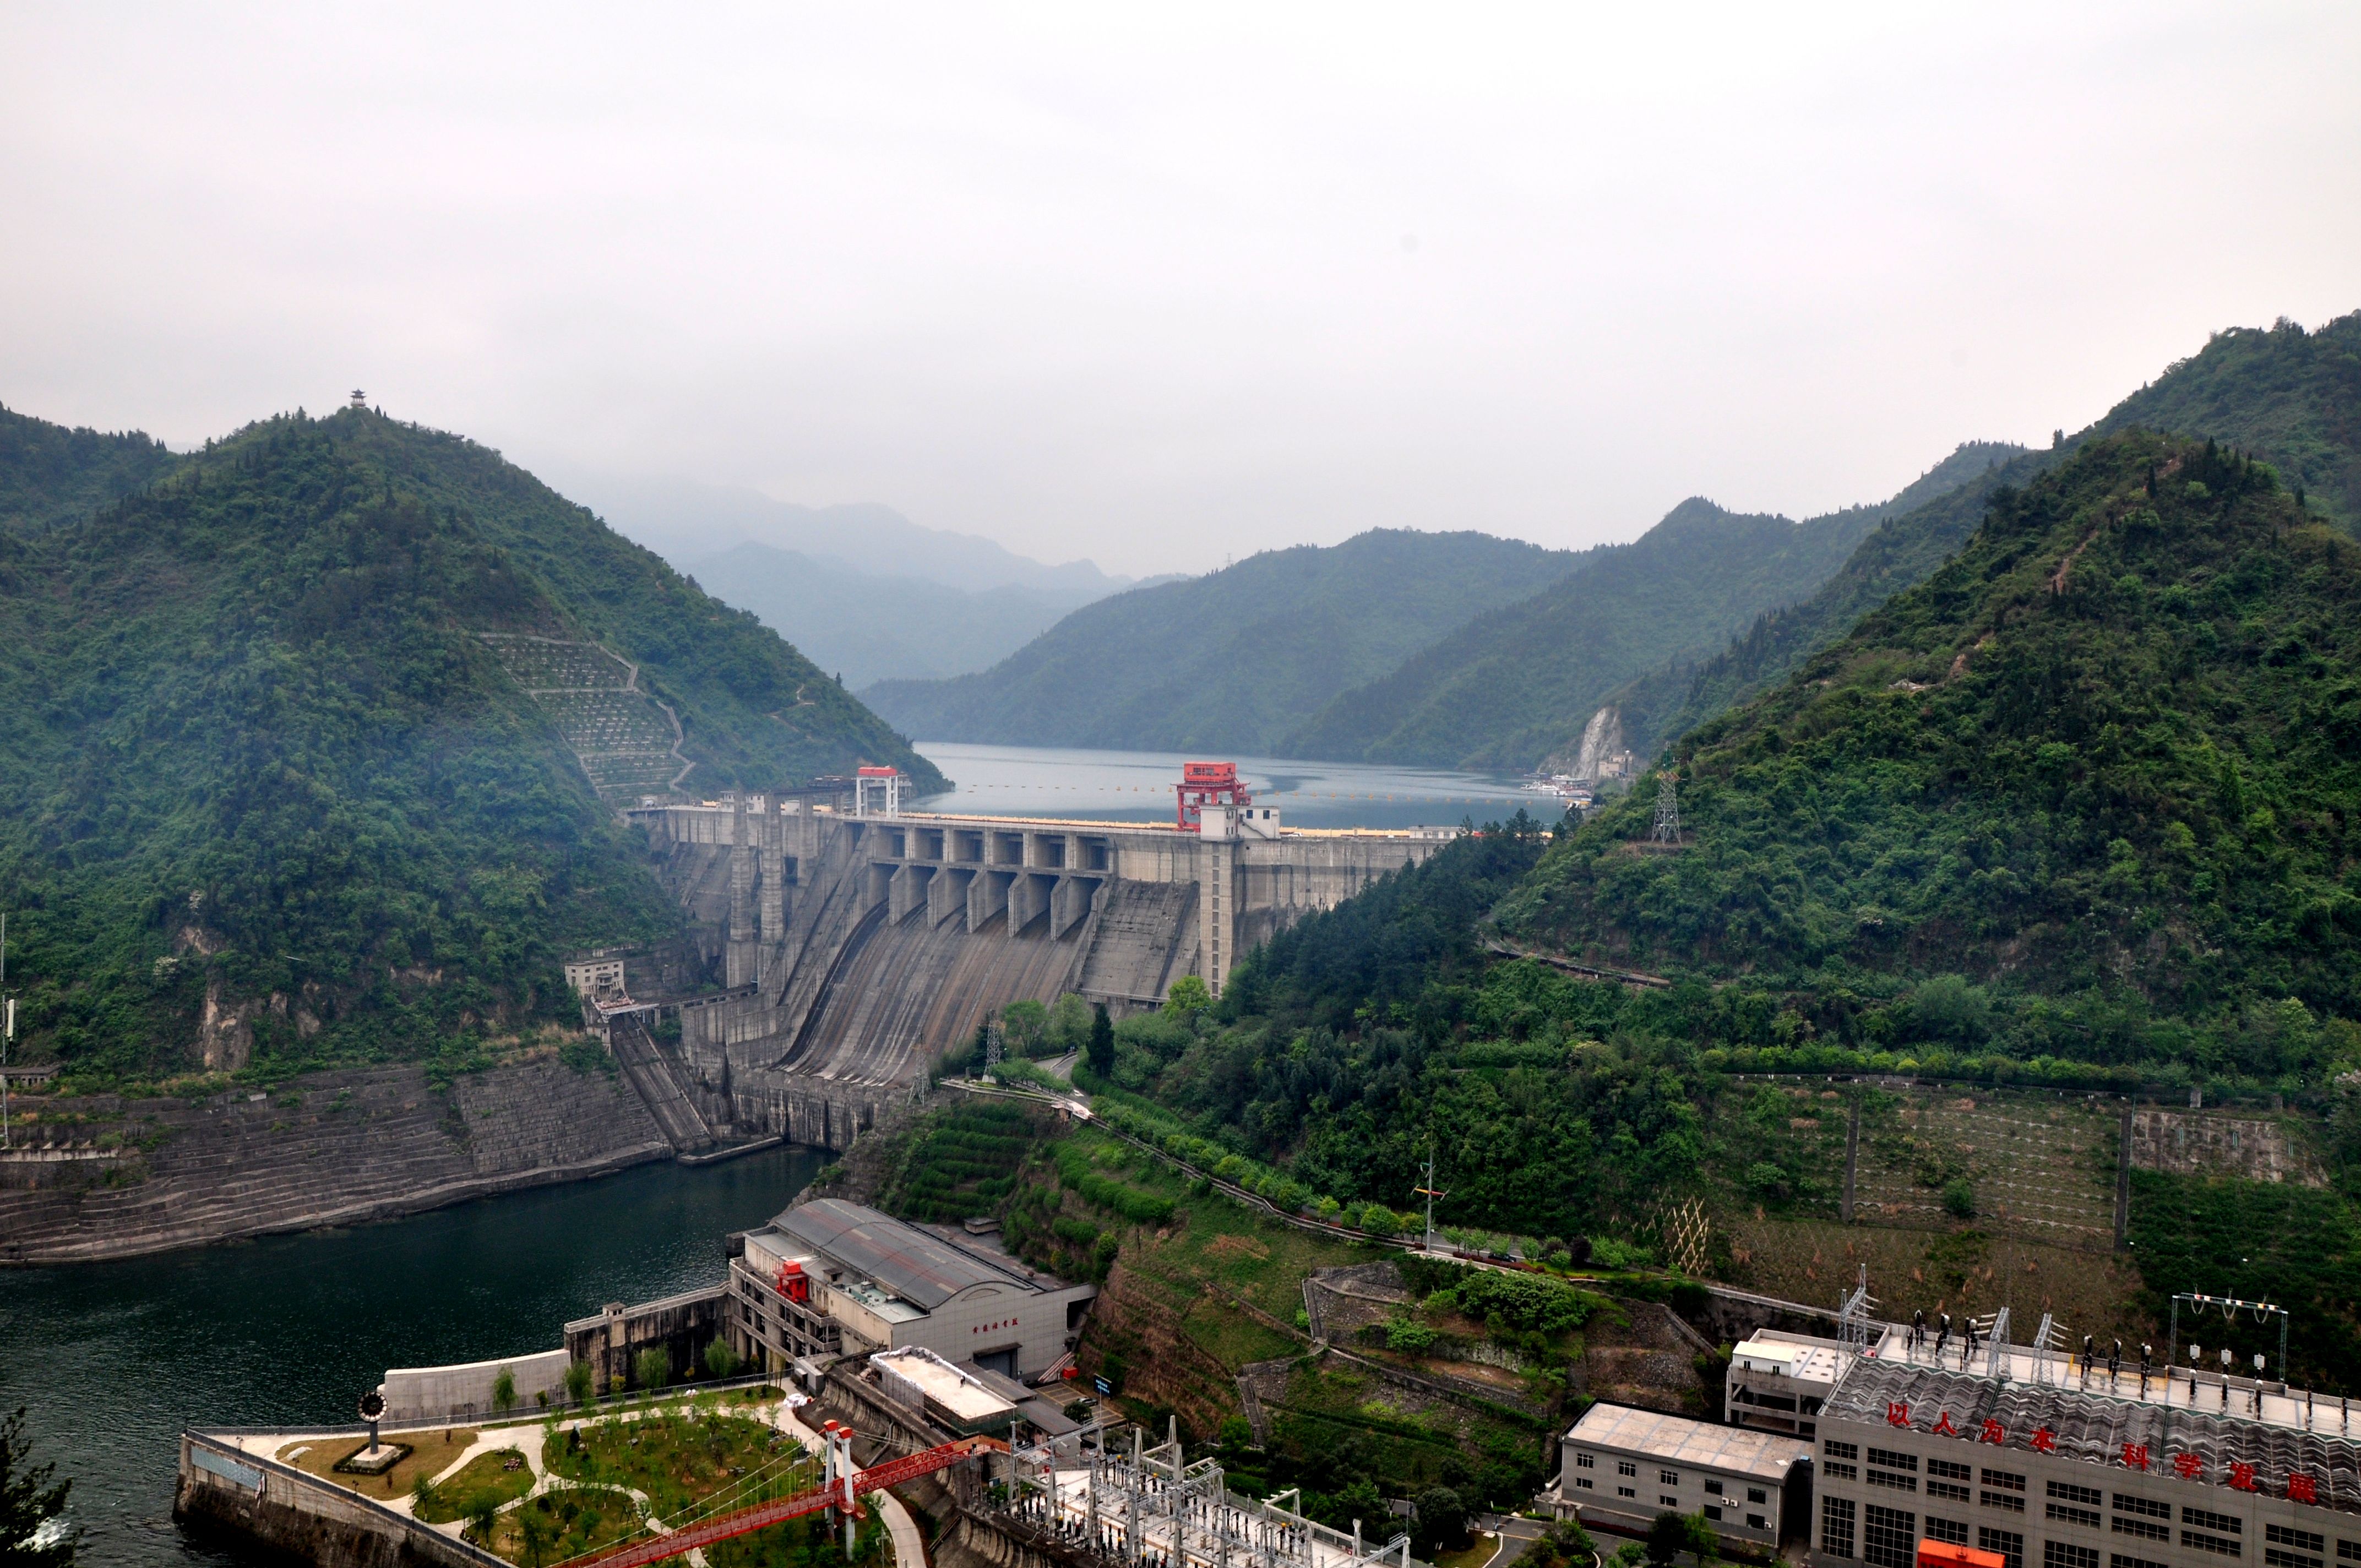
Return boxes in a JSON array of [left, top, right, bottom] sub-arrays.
[[723, 1198, 1095, 1381], [1553, 1320, 2361, 1568]]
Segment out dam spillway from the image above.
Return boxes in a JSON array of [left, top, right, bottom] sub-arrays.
[[618, 790, 1452, 1143]]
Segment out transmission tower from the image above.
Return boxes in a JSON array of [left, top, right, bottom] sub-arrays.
[[1650, 771, 1681, 845]]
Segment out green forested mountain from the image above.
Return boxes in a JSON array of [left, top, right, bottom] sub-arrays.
[[862, 529, 1582, 753], [1602, 446, 2049, 759], [2093, 314, 2361, 530], [0, 402, 180, 533], [1287, 444, 2021, 771], [1602, 314, 2361, 763], [1503, 431, 2361, 1063], [0, 405, 935, 1083]]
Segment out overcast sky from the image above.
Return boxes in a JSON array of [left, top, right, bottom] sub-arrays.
[[4, 4, 2358, 577]]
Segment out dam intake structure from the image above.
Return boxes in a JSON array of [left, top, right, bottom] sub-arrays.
[[612, 765, 1452, 1146]]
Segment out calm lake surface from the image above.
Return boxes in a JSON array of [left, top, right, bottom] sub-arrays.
[[911, 739, 1556, 831], [2, 1145, 827, 1568]]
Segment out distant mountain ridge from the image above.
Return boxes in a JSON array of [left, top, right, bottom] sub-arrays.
[[550, 471, 1160, 684], [1596, 313, 2361, 764], [863, 529, 1585, 754], [676, 541, 1122, 688], [1286, 442, 2026, 772], [551, 471, 1137, 597], [0, 402, 179, 535]]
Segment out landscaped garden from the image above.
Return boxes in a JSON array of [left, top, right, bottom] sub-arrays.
[[544, 1398, 813, 1522]]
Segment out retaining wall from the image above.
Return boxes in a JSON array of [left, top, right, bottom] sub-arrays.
[[175, 1430, 499, 1568]]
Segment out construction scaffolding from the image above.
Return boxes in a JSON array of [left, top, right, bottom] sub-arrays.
[[995, 1418, 1419, 1568]]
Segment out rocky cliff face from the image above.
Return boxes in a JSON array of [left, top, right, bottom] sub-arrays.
[[0, 1057, 670, 1264]]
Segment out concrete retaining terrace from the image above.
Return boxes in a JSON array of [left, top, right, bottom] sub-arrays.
[[0, 1059, 672, 1266]]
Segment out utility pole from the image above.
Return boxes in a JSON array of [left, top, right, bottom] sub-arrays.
[[1413, 1142, 1447, 1253], [2, 911, 12, 1151]]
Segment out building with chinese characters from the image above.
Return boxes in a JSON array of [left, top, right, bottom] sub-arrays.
[[1810, 1332, 2358, 1568], [1549, 1320, 2360, 1568]]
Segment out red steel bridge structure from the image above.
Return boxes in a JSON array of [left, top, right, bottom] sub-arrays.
[[552, 1430, 989, 1568]]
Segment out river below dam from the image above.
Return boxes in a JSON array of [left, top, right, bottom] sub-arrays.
[[1, 1144, 828, 1568], [909, 739, 1558, 830]]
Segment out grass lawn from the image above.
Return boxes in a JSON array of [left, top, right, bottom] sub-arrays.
[[275, 1429, 478, 1502], [1435, 1537, 1502, 1568], [414, 1449, 535, 1524]]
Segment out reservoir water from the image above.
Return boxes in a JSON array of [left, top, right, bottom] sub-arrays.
[[2, 1145, 827, 1568], [8, 743, 1530, 1568], [910, 739, 1556, 831]]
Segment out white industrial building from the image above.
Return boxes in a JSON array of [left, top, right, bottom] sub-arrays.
[[724, 1198, 1095, 1381]]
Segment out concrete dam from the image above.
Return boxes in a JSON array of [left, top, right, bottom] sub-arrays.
[[601, 769, 1452, 1152]]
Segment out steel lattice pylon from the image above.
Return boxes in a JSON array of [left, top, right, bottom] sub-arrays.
[[1651, 772, 1680, 845], [999, 1418, 1417, 1568]]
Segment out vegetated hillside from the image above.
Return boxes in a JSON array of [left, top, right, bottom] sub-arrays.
[[1288, 444, 2017, 771], [679, 541, 1115, 685], [1603, 313, 2361, 762], [1502, 432, 2361, 1076], [0, 402, 181, 533], [863, 529, 1581, 753], [0, 405, 935, 1084], [1603, 444, 2044, 759], [2092, 313, 2361, 531]]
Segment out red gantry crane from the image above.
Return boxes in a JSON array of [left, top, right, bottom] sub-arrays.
[[1174, 761, 1248, 832], [551, 1424, 992, 1568]]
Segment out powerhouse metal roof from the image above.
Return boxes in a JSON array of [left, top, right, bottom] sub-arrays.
[[1824, 1357, 2361, 1516], [1567, 1403, 1811, 1482], [775, 1198, 1037, 1312]]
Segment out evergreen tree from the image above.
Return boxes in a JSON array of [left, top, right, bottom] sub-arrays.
[[1086, 1003, 1115, 1075], [2, 1408, 74, 1568]]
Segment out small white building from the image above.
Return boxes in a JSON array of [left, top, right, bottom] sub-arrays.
[[1555, 1402, 1814, 1549], [1728, 1330, 1850, 1441]]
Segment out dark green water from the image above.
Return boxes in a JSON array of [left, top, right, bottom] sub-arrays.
[[0, 1145, 827, 1568]]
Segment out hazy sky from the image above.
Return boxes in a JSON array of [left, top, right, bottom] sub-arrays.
[[5, 5, 2358, 576]]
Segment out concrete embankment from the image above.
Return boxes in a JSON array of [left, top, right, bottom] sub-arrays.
[[0, 1058, 673, 1266], [176, 1430, 500, 1568]]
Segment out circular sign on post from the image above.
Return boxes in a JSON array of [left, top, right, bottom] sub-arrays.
[[358, 1391, 386, 1421]]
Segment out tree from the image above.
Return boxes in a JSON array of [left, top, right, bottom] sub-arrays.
[[1645, 1511, 1718, 1566], [518, 1507, 552, 1568], [634, 1347, 670, 1392], [703, 1338, 742, 1380], [1002, 999, 1048, 1057], [2, 1408, 74, 1568], [1086, 1003, 1116, 1076], [1045, 994, 1092, 1056], [492, 1367, 517, 1415], [469, 1500, 499, 1547], [1411, 1487, 1469, 1556], [1162, 975, 1211, 1022], [562, 1359, 594, 1407]]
